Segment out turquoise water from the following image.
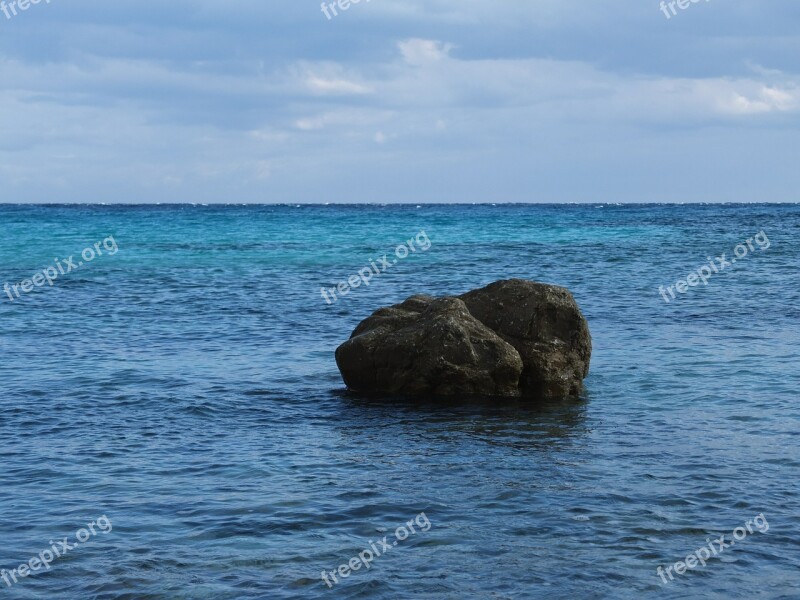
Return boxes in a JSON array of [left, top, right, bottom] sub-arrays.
[[0, 204, 798, 599]]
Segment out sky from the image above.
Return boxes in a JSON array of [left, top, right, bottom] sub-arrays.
[[0, 0, 798, 204]]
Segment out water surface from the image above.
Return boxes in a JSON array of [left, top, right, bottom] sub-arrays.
[[0, 204, 798, 599]]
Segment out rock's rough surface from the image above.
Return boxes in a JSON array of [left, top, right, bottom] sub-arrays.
[[459, 280, 592, 398], [335, 295, 523, 397], [335, 280, 592, 399]]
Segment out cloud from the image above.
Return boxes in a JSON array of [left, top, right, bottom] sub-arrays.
[[726, 86, 798, 114], [305, 75, 373, 96], [0, 0, 799, 202], [398, 39, 454, 65]]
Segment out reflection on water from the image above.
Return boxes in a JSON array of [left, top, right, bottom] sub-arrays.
[[339, 391, 590, 452]]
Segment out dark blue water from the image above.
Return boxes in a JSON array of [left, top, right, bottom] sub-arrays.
[[1, 204, 798, 599]]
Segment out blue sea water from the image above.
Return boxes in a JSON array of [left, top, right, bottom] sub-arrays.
[[0, 203, 798, 600]]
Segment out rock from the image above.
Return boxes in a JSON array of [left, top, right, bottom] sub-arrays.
[[459, 280, 592, 398], [335, 279, 592, 399], [335, 295, 523, 397]]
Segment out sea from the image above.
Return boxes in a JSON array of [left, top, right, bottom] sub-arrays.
[[0, 203, 798, 599]]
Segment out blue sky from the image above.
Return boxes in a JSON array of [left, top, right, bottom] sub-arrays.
[[0, 0, 798, 203]]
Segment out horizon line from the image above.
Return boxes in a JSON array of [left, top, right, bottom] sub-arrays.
[[1, 201, 799, 207]]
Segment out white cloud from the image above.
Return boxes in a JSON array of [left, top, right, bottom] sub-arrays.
[[292, 61, 374, 96], [398, 39, 454, 66], [724, 86, 798, 114], [295, 117, 323, 131], [2, 0, 799, 203], [305, 75, 372, 95]]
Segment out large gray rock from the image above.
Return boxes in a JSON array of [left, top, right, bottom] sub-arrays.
[[335, 279, 592, 399], [459, 280, 592, 398], [335, 295, 523, 397]]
